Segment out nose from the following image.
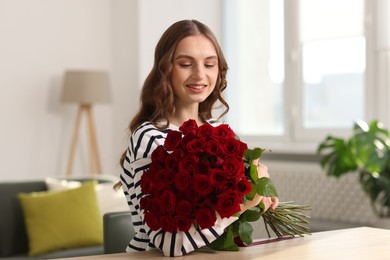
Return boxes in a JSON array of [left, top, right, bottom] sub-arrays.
[[191, 64, 205, 80]]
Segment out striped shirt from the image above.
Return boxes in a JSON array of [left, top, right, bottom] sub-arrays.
[[120, 120, 238, 256]]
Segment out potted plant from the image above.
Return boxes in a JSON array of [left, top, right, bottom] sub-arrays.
[[317, 119, 390, 219]]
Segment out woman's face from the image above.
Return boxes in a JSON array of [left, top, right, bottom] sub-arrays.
[[170, 35, 218, 108]]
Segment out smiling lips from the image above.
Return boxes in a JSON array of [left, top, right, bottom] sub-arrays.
[[186, 84, 207, 90]]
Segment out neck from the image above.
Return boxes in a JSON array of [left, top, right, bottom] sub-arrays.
[[169, 105, 202, 127]]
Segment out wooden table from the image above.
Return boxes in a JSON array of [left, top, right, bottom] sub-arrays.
[[59, 227, 390, 259]]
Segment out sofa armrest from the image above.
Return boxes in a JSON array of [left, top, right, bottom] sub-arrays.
[[103, 211, 135, 254]]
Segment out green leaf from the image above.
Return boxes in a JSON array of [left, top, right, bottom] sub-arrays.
[[208, 226, 239, 251], [251, 147, 265, 160], [256, 177, 278, 197], [238, 221, 253, 245], [224, 227, 239, 251], [240, 209, 261, 222], [245, 183, 257, 200], [207, 234, 225, 250], [231, 220, 240, 237], [250, 164, 258, 182], [258, 201, 265, 213], [244, 147, 265, 161]]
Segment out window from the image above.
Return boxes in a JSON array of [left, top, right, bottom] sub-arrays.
[[223, 0, 285, 136], [222, 0, 375, 152]]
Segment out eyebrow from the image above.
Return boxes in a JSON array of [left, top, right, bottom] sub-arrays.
[[174, 54, 218, 61]]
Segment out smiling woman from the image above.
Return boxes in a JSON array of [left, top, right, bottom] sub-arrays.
[[116, 19, 279, 257], [170, 35, 219, 125]]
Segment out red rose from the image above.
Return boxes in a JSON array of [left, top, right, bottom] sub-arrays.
[[179, 119, 198, 135], [178, 154, 198, 172], [194, 195, 214, 208], [236, 179, 252, 196], [144, 212, 161, 230], [222, 157, 245, 178], [164, 154, 179, 171], [222, 138, 246, 158], [140, 169, 154, 194], [238, 140, 248, 157], [140, 195, 153, 211], [209, 155, 224, 168], [215, 191, 241, 218], [175, 200, 193, 217], [164, 130, 183, 151], [149, 160, 163, 173], [160, 215, 175, 232], [205, 137, 222, 156], [178, 188, 196, 202], [213, 124, 236, 138], [210, 169, 227, 191], [174, 171, 192, 191], [150, 198, 164, 216], [194, 160, 210, 175], [151, 145, 169, 164], [153, 169, 170, 187], [195, 207, 217, 229], [180, 132, 197, 150], [198, 123, 214, 137], [160, 189, 176, 215], [193, 174, 213, 195], [220, 180, 236, 192], [186, 137, 206, 153], [155, 169, 176, 186], [174, 215, 192, 232]]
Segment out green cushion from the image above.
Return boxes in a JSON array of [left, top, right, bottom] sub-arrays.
[[18, 181, 103, 256]]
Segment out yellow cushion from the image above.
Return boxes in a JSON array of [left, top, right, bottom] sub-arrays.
[[18, 181, 103, 256]]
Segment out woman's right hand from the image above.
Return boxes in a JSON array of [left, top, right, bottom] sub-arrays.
[[255, 160, 279, 211]]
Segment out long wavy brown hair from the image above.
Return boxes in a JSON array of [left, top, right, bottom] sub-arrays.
[[118, 20, 229, 172]]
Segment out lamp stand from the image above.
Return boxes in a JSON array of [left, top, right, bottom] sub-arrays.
[[65, 104, 102, 176]]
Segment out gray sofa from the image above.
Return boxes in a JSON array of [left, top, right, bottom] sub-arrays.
[[0, 178, 134, 259]]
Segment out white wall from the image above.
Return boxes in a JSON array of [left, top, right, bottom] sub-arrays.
[[0, 0, 113, 181], [0, 0, 222, 181], [138, 0, 222, 84]]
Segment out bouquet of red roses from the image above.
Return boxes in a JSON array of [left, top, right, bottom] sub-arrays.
[[140, 119, 310, 251]]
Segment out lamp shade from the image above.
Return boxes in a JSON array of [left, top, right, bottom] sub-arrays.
[[61, 70, 111, 104]]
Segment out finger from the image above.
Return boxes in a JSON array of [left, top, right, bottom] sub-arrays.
[[261, 197, 272, 212], [257, 163, 270, 178], [271, 197, 279, 210]]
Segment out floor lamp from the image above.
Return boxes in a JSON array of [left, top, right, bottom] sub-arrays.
[[61, 70, 111, 176]]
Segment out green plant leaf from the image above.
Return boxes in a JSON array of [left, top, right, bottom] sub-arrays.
[[251, 147, 265, 160], [224, 227, 239, 251], [245, 183, 257, 200], [240, 209, 261, 222], [317, 136, 358, 177], [207, 233, 225, 250], [256, 177, 278, 197], [250, 164, 258, 182], [231, 220, 240, 237], [208, 228, 238, 251], [244, 147, 265, 161], [238, 221, 253, 245], [317, 119, 390, 217]]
